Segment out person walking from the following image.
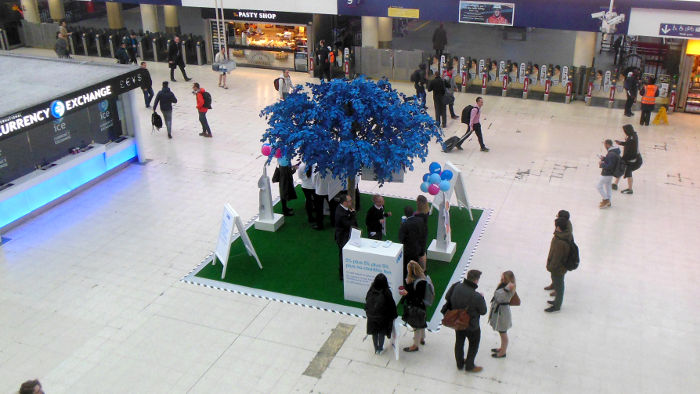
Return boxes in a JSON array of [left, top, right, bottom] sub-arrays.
[[126, 32, 138, 64], [623, 71, 638, 117], [297, 162, 316, 223], [469, 97, 490, 152], [316, 40, 331, 82], [597, 139, 621, 209], [398, 206, 426, 284], [411, 64, 428, 109], [214, 47, 230, 89], [335, 192, 357, 281], [153, 81, 178, 139], [489, 271, 516, 358], [444, 71, 459, 120], [54, 33, 70, 59], [612, 124, 642, 194], [168, 36, 191, 82], [400, 261, 428, 353], [639, 76, 658, 126], [115, 42, 130, 64], [278, 69, 293, 100], [140, 62, 154, 108], [545, 218, 571, 313], [58, 21, 71, 42], [432, 23, 447, 58], [366, 194, 391, 240], [192, 83, 212, 137], [444, 269, 487, 372], [365, 273, 398, 354], [427, 73, 447, 128]]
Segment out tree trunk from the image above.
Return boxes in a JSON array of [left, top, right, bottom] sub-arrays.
[[347, 175, 356, 211]]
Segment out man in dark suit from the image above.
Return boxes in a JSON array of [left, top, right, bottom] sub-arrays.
[[167, 36, 191, 82], [427, 73, 447, 128], [398, 205, 426, 283], [365, 194, 391, 240], [335, 192, 357, 281]]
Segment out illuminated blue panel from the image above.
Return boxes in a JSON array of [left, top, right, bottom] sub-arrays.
[[106, 143, 137, 171]]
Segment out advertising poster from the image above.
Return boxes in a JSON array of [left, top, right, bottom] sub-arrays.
[[0, 133, 34, 185], [459, 1, 515, 26], [28, 107, 93, 167], [88, 99, 121, 143]]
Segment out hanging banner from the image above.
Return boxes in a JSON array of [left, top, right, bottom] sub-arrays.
[[459, 1, 515, 26]]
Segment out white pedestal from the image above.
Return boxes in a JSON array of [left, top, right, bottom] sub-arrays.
[[427, 239, 457, 262], [343, 238, 403, 304], [254, 213, 284, 232]]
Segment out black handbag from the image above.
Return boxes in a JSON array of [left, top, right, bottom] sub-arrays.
[[402, 304, 426, 328], [272, 167, 280, 183]]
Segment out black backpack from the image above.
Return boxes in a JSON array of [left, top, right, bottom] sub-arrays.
[[612, 153, 626, 178], [151, 112, 162, 130], [410, 70, 419, 83], [564, 239, 580, 271], [461, 105, 475, 125], [201, 91, 212, 109]]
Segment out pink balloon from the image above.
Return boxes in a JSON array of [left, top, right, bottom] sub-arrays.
[[428, 184, 440, 195], [261, 145, 271, 156], [274, 149, 283, 159]]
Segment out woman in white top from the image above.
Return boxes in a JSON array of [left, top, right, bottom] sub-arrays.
[[278, 69, 292, 100], [298, 163, 317, 223], [214, 47, 229, 89]]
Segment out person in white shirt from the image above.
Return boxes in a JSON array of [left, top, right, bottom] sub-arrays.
[[278, 69, 292, 100], [298, 162, 317, 223], [214, 47, 229, 89]]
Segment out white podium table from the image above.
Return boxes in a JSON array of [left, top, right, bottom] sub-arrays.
[[343, 238, 403, 304]]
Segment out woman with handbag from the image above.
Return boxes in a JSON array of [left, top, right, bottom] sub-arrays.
[[488, 271, 517, 359], [400, 261, 428, 352], [214, 47, 230, 89], [365, 273, 398, 354]]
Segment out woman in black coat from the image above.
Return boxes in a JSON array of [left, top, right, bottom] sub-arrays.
[[612, 124, 642, 194], [401, 261, 427, 352], [365, 273, 398, 354], [275, 156, 297, 216]]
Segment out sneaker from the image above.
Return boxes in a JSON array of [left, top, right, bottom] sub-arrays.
[[547, 300, 555, 305], [600, 199, 611, 209], [621, 189, 633, 194], [185, 77, 192, 82], [168, 135, 172, 139], [612, 184, 618, 190], [480, 147, 490, 152], [465, 366, 483, 373], [544, 306, 560, 313]]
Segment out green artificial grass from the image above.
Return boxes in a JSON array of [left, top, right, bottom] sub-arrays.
[[196, 186, 482, 320]]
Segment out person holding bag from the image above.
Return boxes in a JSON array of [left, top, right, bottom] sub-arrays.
[[365, 273, 398, 354], [489, 271, 517, 359], [400, 261, 428, 352]]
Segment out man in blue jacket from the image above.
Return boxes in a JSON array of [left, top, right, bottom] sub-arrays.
[[153, 81, 178, 139], [597, 139, 621, 209]]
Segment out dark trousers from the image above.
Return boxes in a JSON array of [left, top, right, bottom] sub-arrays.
[[455, 329, 481, 370], [198, 111, 212, 135], [161, 110, 172, 136], [319, 65, 331, 82], [624, 93, 634, 115], [128, 49, 137, 64], [142, 87, 154, 108], [372, 331, 387, 352], [337, 238, 348, 280], [170, 63, 189, 80], [416, 86, 426, 108], [473, 123, 486, 149], [433, 98, 447, 127], [328, 196, 339, 227], [640, 104, 654, 126], [551, 273, 565, 309], [449, 102, 456, 117], [435, 48, 444, 58], [314, 194, 328, 229], [302, 188, 315, 222]]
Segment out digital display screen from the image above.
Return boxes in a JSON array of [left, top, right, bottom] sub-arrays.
[[87, 99, 122, 143]]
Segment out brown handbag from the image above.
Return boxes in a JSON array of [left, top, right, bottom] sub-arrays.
[[510, 292, 521, 306], [441, 309, 470, 330]]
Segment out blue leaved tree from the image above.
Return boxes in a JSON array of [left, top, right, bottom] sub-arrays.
[[260, 77, 442, 208]]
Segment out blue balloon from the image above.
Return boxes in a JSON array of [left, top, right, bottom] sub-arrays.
[[429, 173, 441, 185], [422, 173, 430, 182], [420, 182, 430, 193], [439, 180, 451, 191], [429, 162, 442, 174], [441, 170, 453, 181]]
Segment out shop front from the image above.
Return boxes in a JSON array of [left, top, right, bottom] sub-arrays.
[[203, 8, 312, 71]]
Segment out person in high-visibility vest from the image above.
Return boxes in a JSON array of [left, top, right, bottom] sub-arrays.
[[639, 76, 659, 126]]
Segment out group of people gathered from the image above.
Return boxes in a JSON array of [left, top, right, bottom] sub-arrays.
[[596, 124, 642, 209]]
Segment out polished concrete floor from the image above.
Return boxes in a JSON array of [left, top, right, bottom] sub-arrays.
[[1, 48, 699, 393]]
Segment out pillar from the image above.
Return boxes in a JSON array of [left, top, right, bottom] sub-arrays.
[[20, 0, 40, 24], [48, 0, 65, 21], [377, 17, 392, 49], [125, 90, 147, 164], [164, 6, 180, 34], [106, 2, 124, 30], [361, 16, 378, 48], [573, 31, 597, 67], [139, 4, 159, 33]]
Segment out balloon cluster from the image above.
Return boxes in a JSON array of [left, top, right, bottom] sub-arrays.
[[420, 162, 453, 195], [261, 143, 283, 159]]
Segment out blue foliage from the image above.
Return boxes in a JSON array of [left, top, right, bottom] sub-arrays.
[[259, 77, 442, 185]]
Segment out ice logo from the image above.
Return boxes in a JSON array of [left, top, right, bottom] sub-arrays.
[[98, 100, 109, 112], [50, 100, 66, 119]]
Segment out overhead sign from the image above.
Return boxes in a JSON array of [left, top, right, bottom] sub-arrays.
[[388, 7, 420, 18], [200, 8, 312, 24], [659, 23, 700, 38], [459, 1, 514, 26]]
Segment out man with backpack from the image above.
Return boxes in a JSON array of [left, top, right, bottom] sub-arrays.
[[444, 269, 487, 372], [597, 139, 621, 209], [545, 218, 572, 313], [411, 64, 427, 109], [192, 82, 212, 138], [469, 97, 490, 152], [276, 69, 292, 100], [153, 81, 178, 139]]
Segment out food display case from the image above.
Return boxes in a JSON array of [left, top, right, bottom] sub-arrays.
[[685, 57, 700, 114]]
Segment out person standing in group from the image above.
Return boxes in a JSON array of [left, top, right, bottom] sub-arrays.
[[126, 32, 138, 64], [192, 83, 212, 138], [544, 210, 571, 295], [444, 269, 487, 372], [432, 23, 447, 58], [317, 40, 331, 82], [366, 194, 391, 240], [153, 81, 178, 139], [115, 42, 130, 64], [275, 155, 297, 216], [297, 162, 316, 224], [400, 261, 428, 353], [489, 271, 516, 359], [55, 33, 70, 59], [365, 273, 398, 354], [140, 62, 154, 108], [414, 195, 430, 269], [313, 170, 330, 230], [623, 71, 638, 117], [612, 124, 642, 194], [411, 64, 428, 109], [639, 76, 658, 126], [214, 46, 230, 89], [444, 70, 459, 120], [469, 97, 490, 152], [168, 36, 191, 82], [427, 73, 447, 128], [398, 206, 426, 284], [597, 139, 621, 209], [278, 69, 293, 100], [58, 21, 71, 42], [334, 192, 357, 281], [545, 217, 571, 313]]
